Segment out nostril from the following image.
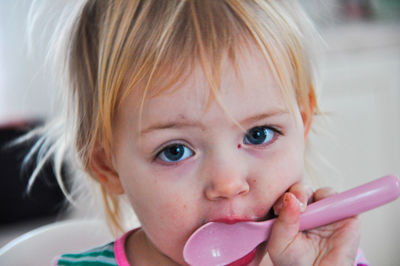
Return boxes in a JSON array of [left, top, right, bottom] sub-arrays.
[[205, 180, 250, 200], [239, 185, 249, 196]]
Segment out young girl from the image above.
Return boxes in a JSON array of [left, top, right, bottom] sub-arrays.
[[28, 0, 368, 265]]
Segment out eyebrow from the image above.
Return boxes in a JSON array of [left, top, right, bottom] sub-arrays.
[[140, 110, 288, 135]]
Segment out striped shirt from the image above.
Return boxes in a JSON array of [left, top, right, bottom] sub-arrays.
[[56, 243, 117, 266], [55, 229, 131, 266], [55, 228, 369, 265]]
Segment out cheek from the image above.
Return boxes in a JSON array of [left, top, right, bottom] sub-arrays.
[[249, 142, 305, 205], [139, 191, 200, 263], [117, 159, 202, 245], [126, 177, 200, 246], [126, 178, 196, 230], [274, 132, 305, 178], [254, 144, 304, 181], [272, 149, 304, 190], [156, 193, 193, 226]]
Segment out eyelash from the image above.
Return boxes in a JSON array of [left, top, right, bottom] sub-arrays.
[[244, 125, 282, 147], [153, 141, 192, 163], [153, 125, 282, 165]]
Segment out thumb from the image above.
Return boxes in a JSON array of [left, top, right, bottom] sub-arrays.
[[267, 192, 301, 262]]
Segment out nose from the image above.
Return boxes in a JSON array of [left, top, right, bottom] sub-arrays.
[[205, 177, 249, 200], [204, 153, 250, 201]]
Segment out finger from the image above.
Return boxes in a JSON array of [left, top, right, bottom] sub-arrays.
[[287, 182, 313, 211], [313, 187, 337, 202], [267, 192, 301, 261], [273, 183, 313, 215]]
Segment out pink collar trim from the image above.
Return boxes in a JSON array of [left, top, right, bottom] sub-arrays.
[[114, 228, 140, 266]]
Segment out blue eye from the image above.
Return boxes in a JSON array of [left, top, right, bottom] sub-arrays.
[[157, 144, 193, 163], [244, 126, 276, 145]]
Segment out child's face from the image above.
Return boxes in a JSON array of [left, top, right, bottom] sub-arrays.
[[110, 47, 307, 264]]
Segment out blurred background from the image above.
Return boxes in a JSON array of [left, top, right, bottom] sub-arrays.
[[0, 0, 399, 265]]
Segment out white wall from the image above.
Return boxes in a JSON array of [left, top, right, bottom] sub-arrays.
[[0, 1, 57, 124], [314, 23, 400, 265]]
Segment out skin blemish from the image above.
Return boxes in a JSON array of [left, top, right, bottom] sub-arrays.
[[237, 144, 242, 149]]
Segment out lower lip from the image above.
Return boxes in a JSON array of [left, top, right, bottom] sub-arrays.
[[226, 247, 257, 266], [212, 218, 254, 224]]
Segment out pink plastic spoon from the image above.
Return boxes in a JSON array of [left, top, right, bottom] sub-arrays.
[[183, 175, 400, 266]]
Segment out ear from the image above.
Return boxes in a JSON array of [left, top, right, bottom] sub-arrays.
[[90, 145, 124, 195], [301, 88, 317, 138]]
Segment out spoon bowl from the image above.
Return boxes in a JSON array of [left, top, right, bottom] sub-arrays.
[[183, 220, 274, 266]]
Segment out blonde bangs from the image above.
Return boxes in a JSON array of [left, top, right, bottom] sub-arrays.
[[99, 0, 243, 142], [96, 0, 317, 150]]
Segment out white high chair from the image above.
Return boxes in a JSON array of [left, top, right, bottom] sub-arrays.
[[0, 219, 113, 266]]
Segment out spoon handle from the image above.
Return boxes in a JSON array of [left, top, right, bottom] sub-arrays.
[[299, 175, 400, 231]]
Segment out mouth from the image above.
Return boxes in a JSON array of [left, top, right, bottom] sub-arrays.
[[211, 217, 256, 224], [210, 208, 276, 224]]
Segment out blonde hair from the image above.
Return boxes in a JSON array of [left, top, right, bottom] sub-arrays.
[[28, 0, 319, 235]]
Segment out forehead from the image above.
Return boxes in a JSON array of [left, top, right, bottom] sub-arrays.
[[117, 46, 293, 134]]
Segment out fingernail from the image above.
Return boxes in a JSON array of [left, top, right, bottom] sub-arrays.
[[292, 195, 306, 212], [273, 201, 283, 215], [298, 200, 306, 212]]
